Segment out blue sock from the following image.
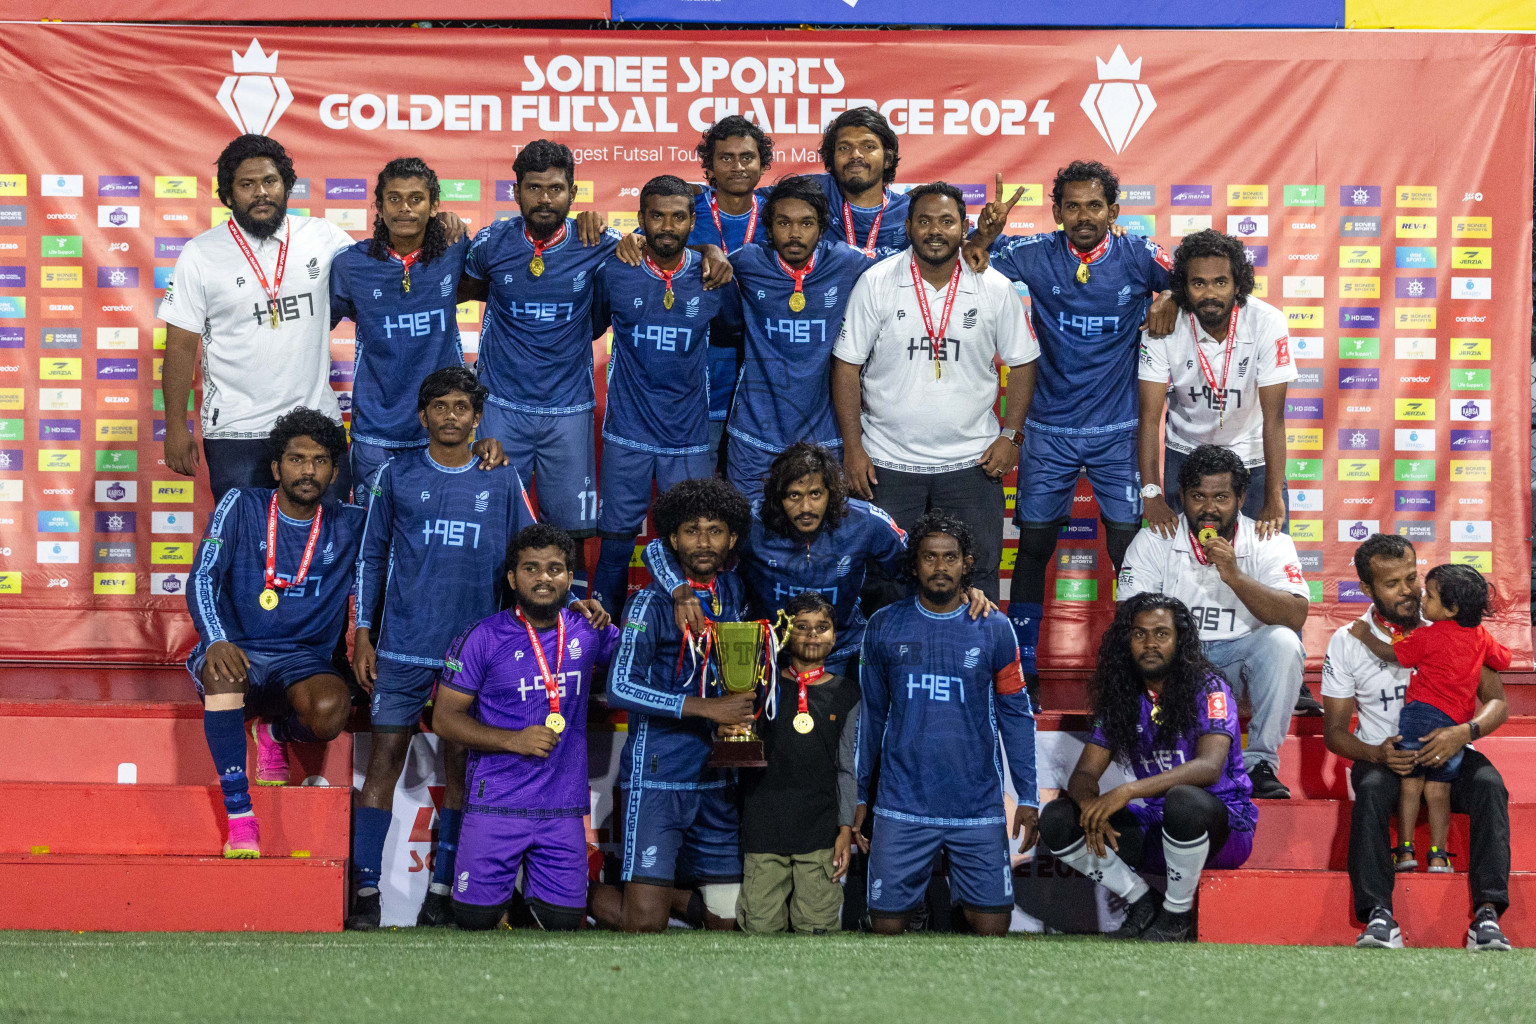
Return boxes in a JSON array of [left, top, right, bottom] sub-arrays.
[[271, 712, 318, 744], [352, 805, 393, 891], [204, 708, 252, 816], [1008, 601, 1044, 677], [431, 807, 464, 888], [593, 536, 637, 623]]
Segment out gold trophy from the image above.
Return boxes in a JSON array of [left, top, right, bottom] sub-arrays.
[[706, 620, 778, 768]]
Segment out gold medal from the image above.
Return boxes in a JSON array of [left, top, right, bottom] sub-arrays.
[[269, 306, 279, 329], [402, 270, 411, 293], [1075, 263, 1090, 285], [789, 291, 805, 312], [258, 587, 279, 611], [935, 361, 941, 381], [792, 712, 814, 735], [529, 255, 545, 277], [545, 712, 566, 734], [1198, 528, 1217, 544], [663, 288, 675, 310]]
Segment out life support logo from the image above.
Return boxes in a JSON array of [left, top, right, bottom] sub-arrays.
[[1081, 45, 1156, 154], [216, 40, 292, 136]]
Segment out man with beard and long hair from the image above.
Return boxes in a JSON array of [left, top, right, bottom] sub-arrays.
[[833, 182, 1039, 603], [1117, 444, 1309, 799], [1038, 593, 1257, 943], [1321, 533, 1514, 951], [160, 135, 465, 500], [854, 511, 1037, 937], [431, 524, 621, 932], [590, 176, 729, 622], [808, 107, 909, 260]]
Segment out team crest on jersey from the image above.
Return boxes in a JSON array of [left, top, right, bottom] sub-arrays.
[[474, 490, 490, 513], [1206, 690, 1229, 721], [1237, 356, 1250, 378], [321, 540, 335, 564], [835, 555, 851, 578], [306, 257, 319, 280], [440, 274, 453, 297], [823, 286, 838, 308], [964, 647, 981, 668], [685, 296, 700, 318], [568, 636, 582, 659], [572, 270, 587, 292], [962, 308, 978, 329], [1117, 285, 1135, 306]]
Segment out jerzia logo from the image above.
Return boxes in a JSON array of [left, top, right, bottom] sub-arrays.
[[216, 39, 293, 135], [1081, 46, 1156, 155]]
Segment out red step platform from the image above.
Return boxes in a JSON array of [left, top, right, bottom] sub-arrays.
[[0, 664, 352, 932], [1198, 869, 1536, 947], [1246, 799, 1536, 871]]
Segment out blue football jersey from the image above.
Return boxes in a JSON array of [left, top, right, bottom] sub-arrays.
[[686, 188, 769, 254], [726, 237, 872, 455], [642, 498, 906, 666], [988, 231, 1172, 434], [464, 216, 619, 415], [857, 597, 1038, 824], [807, 173, 909, 260], [607, 573, 749, 789], [330, 238, 468, 448], [593, 250, 724, 455], [188, 489, 365, 659], [355, 451, 539, 667]]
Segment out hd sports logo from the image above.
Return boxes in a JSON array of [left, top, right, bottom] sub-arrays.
[[216, 40, 292, 135], [1081, 46, 1155, 155]]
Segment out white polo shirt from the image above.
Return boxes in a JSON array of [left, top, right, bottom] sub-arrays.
[[158, 214, 354, 440], [832, 249, 1039, 473], [1320, 611, 1420, 747], [1138, 295, 1296, 467], [1116, 512, 1309, 642]]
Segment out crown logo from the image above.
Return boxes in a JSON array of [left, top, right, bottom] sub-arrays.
[[1081, 45, 1156, 155], [232, 39, 279, 74], [216, 38, 292, 135]]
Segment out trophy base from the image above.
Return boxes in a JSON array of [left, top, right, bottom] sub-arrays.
[[708, 739, 766, 768]]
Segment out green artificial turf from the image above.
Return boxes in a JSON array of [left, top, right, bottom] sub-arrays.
[[1, 930, 1530, 1023]]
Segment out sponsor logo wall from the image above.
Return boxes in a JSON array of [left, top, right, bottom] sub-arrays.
[[0, 25, 1529, 667]]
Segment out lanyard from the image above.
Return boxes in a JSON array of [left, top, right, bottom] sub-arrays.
[[261, 491, 322, 604], [228, 219, 289, 328], [909, 257, 961, 380], [1188, 524, 1218, 566], [1191, 304, 1241, 428], [843, 193, 888, 257], [1068, 232, 1111, 284], [1371, 610, 1408, 643], [390, 247, 421, 293], [792, 666, 823, 734], [687, 576, 722, 615], [776, 251, 817, 313], [709, 192, 759, 250], [644, 252, 679, 310], [525, 223, 566, 277], [517, 607, 567, 721]]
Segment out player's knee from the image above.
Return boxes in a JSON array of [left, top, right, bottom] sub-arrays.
[[301, 690, 349, 741], [527, 899, 584, 932], [1160, 786, 1213, 842], [1038, 795, 1083, 852], [1252, 625, 1305, 666], [699, 882, 740, 923], [452, 901, 506, 931]]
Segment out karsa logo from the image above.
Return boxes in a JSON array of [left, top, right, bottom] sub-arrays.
[[1080, 45, 1155, 154], [217, 39, 292, 135]]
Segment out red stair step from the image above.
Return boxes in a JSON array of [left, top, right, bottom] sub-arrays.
[[0, 782, 350, 858], [1247, 799, 1536, 871], [1275, 733, 1536, 801], [1197, 869, 1536, 946], [0, 853, 345, 932]]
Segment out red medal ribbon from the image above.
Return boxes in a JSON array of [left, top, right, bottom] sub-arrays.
[[796, 666, 825, 717], [228, 218, 289, 325], [686, 575, 722, 615], [643, 252, 678, 297], [1068, 233, 1111, 282], [263, 491, 323, 595], [516, 607, 567, 717], [525, 222, 567, 259], [776, 251, 817, 306], [843, 194, 888, 257], [708, 192, 759, 250], [1371, 609, 1409, 644], [390, 247, 421, 291], [1191, 304, 1242, 421], [1188, 524, 1214, 566], [909, 257, 962, 371]]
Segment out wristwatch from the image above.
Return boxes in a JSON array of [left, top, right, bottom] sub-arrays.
[[1141, 484, 1163, 499], [1000, 428, 1023, 448]]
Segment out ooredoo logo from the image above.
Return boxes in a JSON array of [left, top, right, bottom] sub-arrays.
[[217, 39, 292, 135], [1081, 45, 1155, 155]]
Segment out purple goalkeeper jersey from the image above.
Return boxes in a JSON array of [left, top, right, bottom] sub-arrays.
[[1087, 672, 1257, 831], [439, 607, 620, 816]]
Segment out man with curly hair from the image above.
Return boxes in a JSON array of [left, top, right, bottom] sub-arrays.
[[1038, 592, 1257, 942], [1137, 228, 1296, 540], [591, 478, 758, 932], [186, 408, 364, 858], [855, 510, 1037, 937]]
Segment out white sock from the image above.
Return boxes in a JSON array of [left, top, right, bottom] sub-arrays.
[[428, 882, 451, 896], [1161, 831, 1210, 914], [1054, 836, 1149, 903]]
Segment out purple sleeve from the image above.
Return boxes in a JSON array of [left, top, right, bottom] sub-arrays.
[[438, 621, 490, 696], [1197, 675, 1241, 739]]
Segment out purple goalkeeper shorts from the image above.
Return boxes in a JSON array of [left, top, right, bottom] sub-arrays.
[[453, 811, 588, 910], [1126, 802, 1254, 872]]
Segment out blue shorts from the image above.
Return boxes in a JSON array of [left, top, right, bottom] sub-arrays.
[[187, 645, 338, 719], [620, 785, 742, 887], [598, 440, 714, 537], [369, 658, 440, 732], [1396, 700, 1465, 782], [866, 813, 1014, 916], [479, 402, 597, 536], [350, 440, 420, 506], [1015, 426, 1141, 527]]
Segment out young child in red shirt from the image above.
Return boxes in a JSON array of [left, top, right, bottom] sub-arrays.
[[1349, 563, 1510, 873]]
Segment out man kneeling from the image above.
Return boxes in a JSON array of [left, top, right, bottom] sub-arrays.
[[1039, 593, 1258, 941]]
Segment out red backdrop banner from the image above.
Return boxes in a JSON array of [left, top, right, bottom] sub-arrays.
[[0, 24, 1529, 667]]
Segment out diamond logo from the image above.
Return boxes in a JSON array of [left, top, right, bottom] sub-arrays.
[[1080, 46, 1156, 155], [215, 40, 293, 136]]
